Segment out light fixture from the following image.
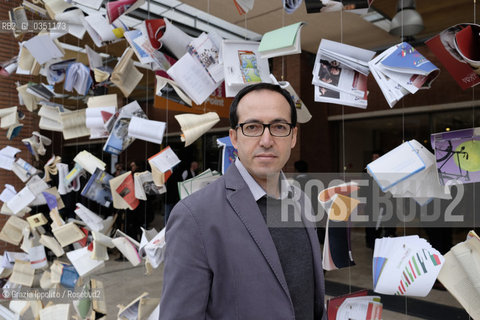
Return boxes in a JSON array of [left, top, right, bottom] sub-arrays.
[[389, 0, 424, 37]]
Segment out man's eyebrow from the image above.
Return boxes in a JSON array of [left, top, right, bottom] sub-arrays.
[[242, 118, 290, 123]]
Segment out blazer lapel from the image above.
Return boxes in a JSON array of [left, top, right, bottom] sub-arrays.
[[224, 165, 291, 302]]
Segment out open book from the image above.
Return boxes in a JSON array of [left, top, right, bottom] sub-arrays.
[[327, 290, 382, 320], [320, 182, 359, 271], [367, 139, 451, 205], [134, 171, 166, 200], [128, 117, 166, 144], [178, 169, 221, 200], [104, 100, 147, 155], [0, 215, 29, 245], [109, 171, 139, 210], [38, 101, 69, 132], [369, 42, 439, 108], [373, 236, 444, 297], [107, 0, 145, 24], [148, 146, 181, 174], [145, 18, 193, 59], [270, 74, 312, 123], [312, 39, 374, 108], [60, 109, 90, 140], [111, 48, 143, 97], [81, 168, 113, 207], [222, 40, 272, 97], [438, 230, 480, 319], [258, 22, 305, 59], [426, 23, 480, 90], [167, 32, 224, 105], [174, 112, 220, 147]]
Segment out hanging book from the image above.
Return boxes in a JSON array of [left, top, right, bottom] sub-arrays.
[[431, 127, 480, 185], [373, 236, 444, 297], [426, 23, 480, 90], [222, 40, 271, 97], [258, 22, 305, 59]]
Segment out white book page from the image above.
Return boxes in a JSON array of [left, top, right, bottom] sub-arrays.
[[73, 150, 106, 174], [6, 187, 35, 215], [39, 303, 70, 320], [167, 53, 217, 105], [149, 147, 181, 173], [60, 109, 90, 140], [128, 117, 166, 144], [367, 140, 425, 192], [52, 222, 85, 247], [175, 112, 220, 146], [161, 18, 193, 59], [66, 246, 104, 277], [23, 34, 64, 65]]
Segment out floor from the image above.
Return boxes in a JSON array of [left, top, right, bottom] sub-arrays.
[[93, 227, 468, 319], [0, 214, 470, 319]]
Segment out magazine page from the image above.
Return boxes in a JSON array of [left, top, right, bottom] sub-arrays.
[[313, 58, 367, 98], [426, 23, 480, 90]]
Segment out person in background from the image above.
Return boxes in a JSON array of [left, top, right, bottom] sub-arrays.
[[182, 160, 198, 181], [160, 83, 326, 319], [113, 162, 126, 177], [164, 166, 181, 225]]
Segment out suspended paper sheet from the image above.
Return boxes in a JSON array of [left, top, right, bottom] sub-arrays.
[[373, 236, 444, 297]]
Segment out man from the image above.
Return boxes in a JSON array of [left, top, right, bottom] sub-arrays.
[[160, 83, 326, 319], [181, 160, 198, 181]]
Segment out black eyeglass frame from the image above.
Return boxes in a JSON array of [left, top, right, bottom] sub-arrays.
[[236, 122, 294, 137]]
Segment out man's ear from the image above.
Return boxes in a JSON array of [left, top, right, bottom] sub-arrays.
[[290, 126, 298, 149], [229, 128, 238, 149]]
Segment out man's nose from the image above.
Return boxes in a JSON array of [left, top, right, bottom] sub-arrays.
[[259, 127, 274, 148]]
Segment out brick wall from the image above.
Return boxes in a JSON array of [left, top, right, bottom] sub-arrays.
[[0, 0, 39, 253]]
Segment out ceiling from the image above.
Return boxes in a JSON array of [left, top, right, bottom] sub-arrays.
[[178, 0, 480, 53]]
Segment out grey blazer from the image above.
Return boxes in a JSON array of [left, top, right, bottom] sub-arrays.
[[159, 164, 326, 320]]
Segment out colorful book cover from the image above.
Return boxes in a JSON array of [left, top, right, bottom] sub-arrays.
[[381, 42, 438, 75], [426, 24, 480, 90], [431, 127, 480, 185], [81, 168, 113, 207], [116, 173, 139, 210], [327, 290, 368, 320]]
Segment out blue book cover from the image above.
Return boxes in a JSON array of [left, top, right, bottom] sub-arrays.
[[60, 264, 79, 289], [381, 42, 437, 74], [217, 136, 237, 174], [81, 168, 113, 207]]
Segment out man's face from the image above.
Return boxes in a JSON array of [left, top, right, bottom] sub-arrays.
[[229, 89, 297, 185], [130, 162, 137, 172]]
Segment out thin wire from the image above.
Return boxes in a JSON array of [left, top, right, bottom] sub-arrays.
[[143, 0, 152, 230], [400, 0, 408, 316], [281, 9, 285, 80], [338, 7, 351, 294]]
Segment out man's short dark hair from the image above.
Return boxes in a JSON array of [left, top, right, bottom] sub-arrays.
[[229, 83, 297, 129]]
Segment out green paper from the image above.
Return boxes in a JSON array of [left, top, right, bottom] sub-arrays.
[[258, 22, 304, 52]]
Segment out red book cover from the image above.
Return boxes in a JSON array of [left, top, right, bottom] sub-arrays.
[[116, 173, 140, 210], [145, 19, 166, 50], [327, 290, 368, 320], [77, 227, 89, 247], [426, 24, 480, 90]]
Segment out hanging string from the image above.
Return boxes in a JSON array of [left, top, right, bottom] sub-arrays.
[[281, 8, 285, 80], [399, 0, 408, 316], [473, 0, 477, 235], [143, 0, 152, 230]]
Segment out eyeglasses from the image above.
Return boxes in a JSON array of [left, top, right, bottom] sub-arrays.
[[236, 122, 293, 137]]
